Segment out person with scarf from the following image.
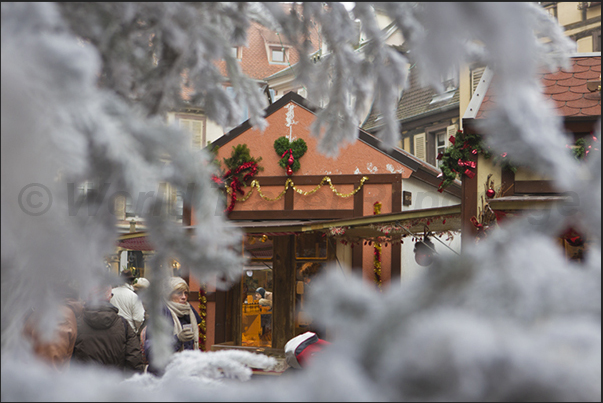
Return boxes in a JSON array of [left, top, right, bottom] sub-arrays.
[[144, 276, 202, 375], [165, 277, 201, 352]]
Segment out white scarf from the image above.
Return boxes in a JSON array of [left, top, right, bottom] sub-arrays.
[[166, 300, 199, 351]]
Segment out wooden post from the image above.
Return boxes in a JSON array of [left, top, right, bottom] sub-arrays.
[[272, 235, 296, 349]]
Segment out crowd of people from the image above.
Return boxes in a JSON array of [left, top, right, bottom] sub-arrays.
[[23, 269, 329, 377], [22, 270, 203, 376]]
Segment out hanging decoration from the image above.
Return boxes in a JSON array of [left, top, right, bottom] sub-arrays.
[[211, 144, 263, 213], [560, 227, 585, 247], [471, 174, 508, 242], [414, 235, 435, 267], [274, 136, 307, 175], [328, 226, 348, 236], [568, 133, 599, 160], [373, 202, 382, 291], [229, 176, 369, 204], [437, 129, 515, 192], [198, 284, 208, 351]]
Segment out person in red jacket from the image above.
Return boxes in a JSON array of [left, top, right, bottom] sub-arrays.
[[284, 331, 330, 369]]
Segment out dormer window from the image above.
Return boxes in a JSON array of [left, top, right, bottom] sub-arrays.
[[230, 46, 242, 60], [270, 46, 287, 64]]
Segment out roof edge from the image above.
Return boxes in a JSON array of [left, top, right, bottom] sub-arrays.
[[463, 65, 493, 120], [209, 92, 318, 148]]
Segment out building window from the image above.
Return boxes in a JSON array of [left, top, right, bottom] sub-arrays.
[[436, 132, 447, 168], [125, 196, 136, 218], [223, 87, 249, 132], [241, 261, 273, 348], [241, 235, 274, 348], [270, 46, 287, 64], [540, 2, 557, 20], [231, 46, 242, 60], [176, 115, 206, 150]]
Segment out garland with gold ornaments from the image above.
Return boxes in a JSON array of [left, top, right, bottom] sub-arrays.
[[373, 201, 382, 291], [198, 284, 207, 351], [227, 176, 369, 203]]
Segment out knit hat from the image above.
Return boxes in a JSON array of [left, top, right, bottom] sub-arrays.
[[133, 277, 150, 291], [255, 287, 266, 298], [169, 276, 188, 292], [284, 331, 330, 369]]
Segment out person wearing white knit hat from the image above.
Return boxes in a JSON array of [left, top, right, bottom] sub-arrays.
[[143, 276, 203, 375]]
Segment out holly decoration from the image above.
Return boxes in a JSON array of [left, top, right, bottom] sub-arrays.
[[570, 134, 599, 160], [274, 136, 307, 175], [211, 144, 263, 213], [437, 130, 516, 192]]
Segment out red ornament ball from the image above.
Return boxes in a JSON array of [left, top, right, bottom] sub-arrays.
[[286, 166, 293, 176], [486, 188, 496, 198]]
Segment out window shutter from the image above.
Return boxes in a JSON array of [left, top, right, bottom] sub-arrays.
[[414, 133, 426, 161], [446, 124, 458, 148], [179, 118, 204, 149], [471, 67, 486, 96], [403, 137, 411, 153]]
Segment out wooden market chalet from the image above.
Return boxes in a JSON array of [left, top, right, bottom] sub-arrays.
[[117, 91, 463, 359]]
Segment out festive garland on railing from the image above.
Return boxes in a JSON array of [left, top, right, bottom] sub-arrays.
[[228, 176, 369, 203], [373, 202, 382, 291], [198, 284, 207, 351]]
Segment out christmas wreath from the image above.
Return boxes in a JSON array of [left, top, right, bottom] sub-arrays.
[[437, 130, 515, 192], [274, 136, 307, 175], [211, 144, 263, 213], [571, 134, 599, 160]]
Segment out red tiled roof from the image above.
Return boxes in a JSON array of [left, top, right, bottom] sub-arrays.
[[117, 235, 155, 251], [476, 55, 601, 119]]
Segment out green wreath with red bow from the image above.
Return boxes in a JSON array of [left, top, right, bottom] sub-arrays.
[[211, 144, 263, 213], [274, 136, 307, 176]]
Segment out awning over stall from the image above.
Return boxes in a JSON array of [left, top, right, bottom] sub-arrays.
[[230, 204, 461, 241], [117, 204, 462, 247]]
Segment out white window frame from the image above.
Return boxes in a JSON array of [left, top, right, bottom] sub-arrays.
[[269, 46, 287, 64], [231, 46, 242, 60], [177, 115, 206, 150]]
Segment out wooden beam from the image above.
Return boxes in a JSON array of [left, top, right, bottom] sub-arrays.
[[272, 235, 296, 350], [515, 180, 557, 195]]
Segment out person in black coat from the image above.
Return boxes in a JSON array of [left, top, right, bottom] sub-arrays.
[[71, 284, 145, 374]]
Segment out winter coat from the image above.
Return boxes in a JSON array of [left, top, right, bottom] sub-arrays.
[[110, 283, 145, 333], [143, 305, 203, 375], [23, 298, 83, 372], [72, 302, 145, 373]]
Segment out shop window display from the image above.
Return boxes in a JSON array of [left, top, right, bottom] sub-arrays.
[[241, 262, 273, 347]]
